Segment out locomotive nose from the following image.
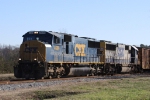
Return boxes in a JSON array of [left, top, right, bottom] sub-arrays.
[[19, 40, 46, 62]]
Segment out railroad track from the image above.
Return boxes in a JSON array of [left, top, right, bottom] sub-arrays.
[[0, 75, 97, 85], [0, 73, 150, 92], [0, 73, 149, 86]]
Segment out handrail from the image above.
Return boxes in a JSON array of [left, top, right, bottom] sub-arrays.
[[37, 51, 45, 61]]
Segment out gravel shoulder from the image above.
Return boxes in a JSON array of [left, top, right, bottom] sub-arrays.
[[0, 78, 97, 100]]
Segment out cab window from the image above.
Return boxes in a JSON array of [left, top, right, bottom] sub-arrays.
[[54, 36, 60, 44]]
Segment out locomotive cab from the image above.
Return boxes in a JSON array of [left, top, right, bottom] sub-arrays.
[[23, 31, 53, 44]]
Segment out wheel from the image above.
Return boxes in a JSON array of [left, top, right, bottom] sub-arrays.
[[49, 75, 52, 79], [116, 66, 122, 74], [63, 67, 70, 76], [90, 69, 95, 76], [42, 77, 44, 79], [57, 74, 60, 78], [48, 72, 53, 79], [91, 73, 94, 76]]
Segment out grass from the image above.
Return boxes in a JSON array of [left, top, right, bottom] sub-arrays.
[[2, 77, 150, 100], [33, 77, 150, 100]]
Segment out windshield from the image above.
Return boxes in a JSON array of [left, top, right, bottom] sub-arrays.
[[23, 35, 52, 44]]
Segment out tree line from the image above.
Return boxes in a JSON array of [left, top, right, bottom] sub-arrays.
[[0, 43, 148, 74], [140, 44, 150, 48], [0, 44, 19, 73]]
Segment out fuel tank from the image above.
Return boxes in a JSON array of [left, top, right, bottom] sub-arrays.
[[68, 67, 91, 76], [121, 67, 131, 73]]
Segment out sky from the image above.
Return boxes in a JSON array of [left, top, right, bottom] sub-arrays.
[[0, 0, 150, 46]]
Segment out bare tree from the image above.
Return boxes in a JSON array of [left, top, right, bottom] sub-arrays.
[[0, 44, 19, 73]]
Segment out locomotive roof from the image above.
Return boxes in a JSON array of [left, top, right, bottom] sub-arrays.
[[50, 31, 78, 37], [80, 37, 96, 40], [23, 31, 99, 42], [23, 31, 78, 37], [132, 45, 138, 51], [23, 31, 59, 37]]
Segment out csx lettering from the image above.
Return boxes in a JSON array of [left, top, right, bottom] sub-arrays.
[[24, 47, 38, 53], [75, 44, 86, 56], [117, 47, 124, 57]]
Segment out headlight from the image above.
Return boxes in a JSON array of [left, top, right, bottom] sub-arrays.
[[19, 58, 21, 60], [34, 58, 37, 61]]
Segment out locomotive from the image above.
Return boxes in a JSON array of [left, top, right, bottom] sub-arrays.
[[14, 31, 140, 79]]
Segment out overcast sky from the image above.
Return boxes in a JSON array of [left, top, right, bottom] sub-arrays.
[[0, 0, 150, 46]]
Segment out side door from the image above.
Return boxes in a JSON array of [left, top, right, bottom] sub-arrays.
[[53, 35, 62, 62]]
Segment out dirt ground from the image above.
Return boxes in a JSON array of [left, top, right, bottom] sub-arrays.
[[0, 80, 87, 100], [0, 74, 14, 78], [0, 73, 15, 81]]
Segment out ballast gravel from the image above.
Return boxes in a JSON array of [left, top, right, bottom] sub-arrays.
[[0, 74, 149, 92]]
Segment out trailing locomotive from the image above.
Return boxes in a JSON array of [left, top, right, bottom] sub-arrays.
[[100, 41, 140, 73], [14, 31, 140, 79]]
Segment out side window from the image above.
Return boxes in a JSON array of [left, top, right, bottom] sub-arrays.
[[62, 39, 64, 45], [54, 36, 60, 44], [106, 44, 116, 50], [27, 37, 33, 41]]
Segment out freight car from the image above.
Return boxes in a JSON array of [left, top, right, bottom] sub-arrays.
[[14, 31, 140, 79], [138, 47, 150, 71]]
